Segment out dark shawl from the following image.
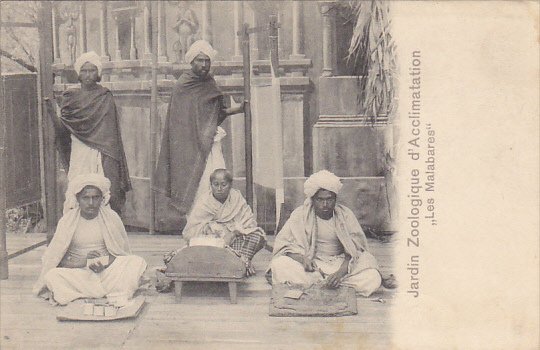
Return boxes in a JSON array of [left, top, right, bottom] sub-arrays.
[[55, 85, 131, 213], [153, 70, 225, 215]]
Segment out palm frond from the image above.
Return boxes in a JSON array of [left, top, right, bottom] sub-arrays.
[[345, 0, 397, 124]]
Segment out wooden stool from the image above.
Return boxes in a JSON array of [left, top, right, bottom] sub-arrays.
[[165, 246, 246, 304]]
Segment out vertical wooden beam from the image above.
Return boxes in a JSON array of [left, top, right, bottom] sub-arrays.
[[0, 76, 8, 279], [241, 24, 253, 208], [38, 1, 57, 242], [149, 2, 158, 234], [269, 15, 279, 74]]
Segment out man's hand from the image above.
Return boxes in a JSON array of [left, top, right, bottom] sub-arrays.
[[88, 261, 106, 274], [323, 266, 348, 289], [223, 230, 240, 246], [87, 250, 112, 274], [302, 257, 317, 272], [323, 255, 351, 289], [287, 253, 317, 272]]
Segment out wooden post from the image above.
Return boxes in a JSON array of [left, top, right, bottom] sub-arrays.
[[149, 2, 158, 234], [240, 24, 253, 209], [269, 15, 279, 75], [38, 1, 57, 242], [0, 77, 8, 280]]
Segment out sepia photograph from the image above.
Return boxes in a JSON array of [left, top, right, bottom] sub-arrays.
[[1, 1, 538, 349]]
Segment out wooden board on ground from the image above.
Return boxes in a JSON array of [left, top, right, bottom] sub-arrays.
[[56, 296, 145, 321], [269, 284, 357, 317]]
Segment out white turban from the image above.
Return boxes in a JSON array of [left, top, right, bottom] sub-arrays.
[[74, 51, 102, 76], [63, 173, 111, 214], [303, 170, 343, 198], [185, 40, 217, 64]]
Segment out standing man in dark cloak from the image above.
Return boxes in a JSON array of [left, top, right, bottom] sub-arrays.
[[153, 40, 244, 229], [45, 51, 131, 216]]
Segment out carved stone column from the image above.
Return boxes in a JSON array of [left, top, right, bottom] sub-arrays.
[[78, 2, 87, 54], [99, 1, 110, 61], [233, 1, 244, 61], [113, 15, 122, 60], [52, 4, 60, 61], [157, 1, 168, 61], [290, 1, 305, 59], [319, 2, 336, 76], [129, 14, 137, 60], [200, 1, 212, 44], [249, 4, 259, 60], [143, 1, 152, 59]]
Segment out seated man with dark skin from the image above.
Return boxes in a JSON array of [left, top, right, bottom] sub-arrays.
[[270, 170, 382, 296], [33, 174, 147, 305], [168, 169, 266, 276]]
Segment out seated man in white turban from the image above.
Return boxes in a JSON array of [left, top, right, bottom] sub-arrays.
[[270, 170, 382, 297], [33, 174, 147, 305], [169, 169, 266, 276]]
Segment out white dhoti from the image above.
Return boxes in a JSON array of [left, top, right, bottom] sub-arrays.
[[271, 253, 382, 297], [44, 255, 147, 305]]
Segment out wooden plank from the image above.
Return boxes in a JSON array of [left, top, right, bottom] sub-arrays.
[[56, 296, 145, 321], [1, 231, 396, 350]]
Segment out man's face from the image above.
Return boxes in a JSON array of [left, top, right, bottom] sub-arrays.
[[79, 62, 99, 87], [191, 53, 211, 78], [313, 189, 337, 220], [211, 172, 231, 202], [77, 186, 103, 220]]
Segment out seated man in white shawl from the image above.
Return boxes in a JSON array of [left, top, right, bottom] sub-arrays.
[[177, 169, 266, 275], [33, 174, 147, 305], [270, 170, 382, 297]]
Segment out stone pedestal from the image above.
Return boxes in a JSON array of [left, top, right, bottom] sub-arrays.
[[313, 76, 395, 229]]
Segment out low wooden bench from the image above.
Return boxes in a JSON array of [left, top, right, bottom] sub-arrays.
[[165, 246, 246, 304]]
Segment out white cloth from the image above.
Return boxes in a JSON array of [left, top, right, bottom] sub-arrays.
[[315, 216, 344, 257], [33, 174, 137, 297], [63, 172, 108, 215], [44, 255, 147, 305], [74, 51, 103, 76], [192, 126, 227, 208], [185, 40, 217, 64], [67, 134, 104, 181], [304, 170, 343, 198], [271, 255, 381, 297], [60, 217, 108, 265]]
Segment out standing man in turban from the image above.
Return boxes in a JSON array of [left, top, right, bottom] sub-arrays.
[[44, 51, 131, 215], [270, 170, 382, 297], [153, 40, 245, 230], [33, 174, 147, 305]]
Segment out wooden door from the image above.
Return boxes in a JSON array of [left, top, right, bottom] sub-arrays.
[[1, 74, 41, 208]]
